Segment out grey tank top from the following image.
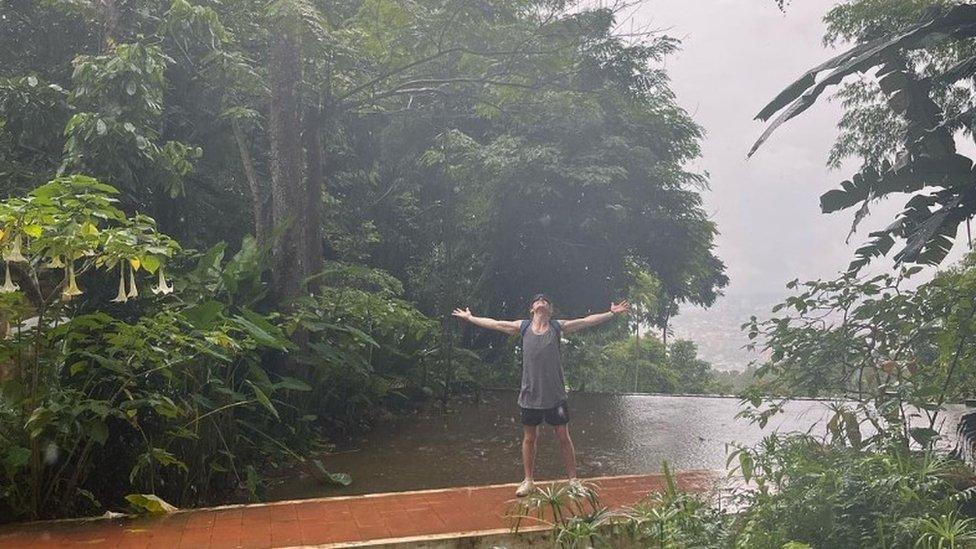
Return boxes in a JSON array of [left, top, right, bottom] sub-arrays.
[[518, 321, 567, 409]]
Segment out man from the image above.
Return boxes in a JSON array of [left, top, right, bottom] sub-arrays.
[[452, 293, 630, 496]]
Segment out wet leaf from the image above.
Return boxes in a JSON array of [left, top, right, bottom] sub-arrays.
[[125, 494, 177, 514]]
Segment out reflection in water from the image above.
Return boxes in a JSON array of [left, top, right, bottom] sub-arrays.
[[266, 390, 968, 501]]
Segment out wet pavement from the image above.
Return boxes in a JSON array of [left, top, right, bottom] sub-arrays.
[[267, 391, 967, 500]]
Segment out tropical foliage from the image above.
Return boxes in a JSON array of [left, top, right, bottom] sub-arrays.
[[0, 178, 294, 520], [515, 446, 976, 548], [0, 0, 726, 522], [753, 0, 976, 274], [565, 331, 721, 395]]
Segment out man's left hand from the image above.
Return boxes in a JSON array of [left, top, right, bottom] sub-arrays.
[[610, 300, 630, 315]]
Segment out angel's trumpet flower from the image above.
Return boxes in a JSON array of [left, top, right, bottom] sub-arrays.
[[1, 262, 19, 293], [126, 263, 138, 298], [3, 234, 27, 263], [46, 255, 65, 269], [111, 263, 128, 303], [61, 262, 83, 300], [151, 265, 173, 295]]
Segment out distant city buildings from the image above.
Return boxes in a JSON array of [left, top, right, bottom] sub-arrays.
[[671, 293, 779, 372]]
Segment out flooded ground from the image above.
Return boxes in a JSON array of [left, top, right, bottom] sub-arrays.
[[266, 391, 969, 501]]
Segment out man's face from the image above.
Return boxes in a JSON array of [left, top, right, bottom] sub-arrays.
[[531, 298, 552, 315]]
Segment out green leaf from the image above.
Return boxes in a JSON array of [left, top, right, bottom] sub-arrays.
[[312, 459, 352, 486], [234, 309, 288, 350], [69, 361, 88, 376], [275, 376, 312, 392], [149, 396, 180, 419], [244, 465, 261, 501], [327, 472, 352, 486], [738, 451, 754, 483], [125, 493, 178, 514], [246, 380, 279, 419], [80, 221, 99, 236], [25, 406, 54, 439], [4, 447, 31, 470], [88, 421, 108, 445], [183, 300, 224, 329], [909, 427, 939, 447], [140, 255, 161, 274], [842, 411, 862, 449]]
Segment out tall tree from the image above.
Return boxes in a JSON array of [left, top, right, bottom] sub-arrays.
[[267, 3, 310, 301]]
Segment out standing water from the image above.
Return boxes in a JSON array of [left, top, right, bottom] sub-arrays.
[[266, 390, 968, 500]]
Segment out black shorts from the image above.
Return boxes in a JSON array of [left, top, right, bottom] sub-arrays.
[[521, 400, 570, 426]]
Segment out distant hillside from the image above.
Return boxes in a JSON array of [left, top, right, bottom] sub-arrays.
[[670, 292, 781, 372]]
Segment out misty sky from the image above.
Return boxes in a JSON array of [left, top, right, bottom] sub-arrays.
[[627, 0, 970, 298]]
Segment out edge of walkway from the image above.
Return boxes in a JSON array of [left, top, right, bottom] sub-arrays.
[[287, 525, 552, 549], [4, 469, 721, 529]]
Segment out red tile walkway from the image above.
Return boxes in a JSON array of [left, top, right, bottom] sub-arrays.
[[0, 471, 718, 548]]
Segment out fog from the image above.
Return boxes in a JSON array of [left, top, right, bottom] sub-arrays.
[[625, 1, 972, 369], [633, 0, 970, 298]]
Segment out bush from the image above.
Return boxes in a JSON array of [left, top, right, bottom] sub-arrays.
[[730, 435, 976, 548], [515, 444, 976, 548], [0, 178, 298, 520], [507, 463, 731, 548], [286, 262, 438, 434]]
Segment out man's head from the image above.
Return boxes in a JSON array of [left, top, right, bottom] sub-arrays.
[[528, 293, 553, 317]]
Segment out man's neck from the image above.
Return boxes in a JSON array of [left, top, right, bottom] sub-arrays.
[[531, 312, 550, 326]]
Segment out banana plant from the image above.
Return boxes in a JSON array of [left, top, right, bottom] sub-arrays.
[[751, 4, 976, 273]]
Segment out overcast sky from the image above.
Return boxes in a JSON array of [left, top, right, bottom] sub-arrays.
[[626, 0, 970, 297]]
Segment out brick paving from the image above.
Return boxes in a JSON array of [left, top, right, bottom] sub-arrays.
[[0, 471, 718, 548]]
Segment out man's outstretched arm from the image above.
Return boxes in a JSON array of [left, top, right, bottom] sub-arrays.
[[452, 307, 521, 335], [560, 301, 630, 335]]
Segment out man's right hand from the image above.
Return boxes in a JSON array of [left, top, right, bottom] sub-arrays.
[[453, 309, 520, 335]]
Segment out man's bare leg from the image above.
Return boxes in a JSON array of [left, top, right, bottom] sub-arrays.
[[522, 425, 538, 480], [554, 424, 577, 479], [516, 425, 539, 496]]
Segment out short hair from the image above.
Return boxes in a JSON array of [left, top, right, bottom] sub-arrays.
[[528, 293, 552, 307]]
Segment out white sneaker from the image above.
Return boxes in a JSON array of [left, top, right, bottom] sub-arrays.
[[515, 478, 535, 497]]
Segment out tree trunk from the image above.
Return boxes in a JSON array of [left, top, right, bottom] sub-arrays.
[[232, 119, 270, 246], [634, 319, 640, 392], [440, 317, 455, 410], [302, 97, 325, 285], [662, 310, 670, 354], [100, 0, 119, 51], [268, 23, 307, 303]]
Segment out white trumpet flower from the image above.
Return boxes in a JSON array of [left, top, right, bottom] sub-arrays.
[[151, 265, 173, 295], [126, 263, 138, 298], [46, 255, 65, 269], [1, 262, 19, 293], [3, 234, 27, 263], [61, 262, 83, 300], [111, 263, 127, 303]]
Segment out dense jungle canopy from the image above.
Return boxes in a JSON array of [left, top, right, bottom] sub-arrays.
[[0, 0, 727, 520]]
